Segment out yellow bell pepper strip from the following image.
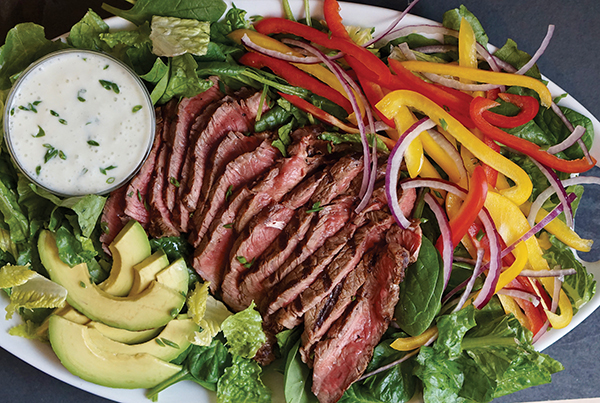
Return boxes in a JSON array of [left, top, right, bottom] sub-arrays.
[[229, 29, 362, 112], [458, 18, 485, 97], [539, 277, 573, 329], [498, 293, 531, 331], [495, 242, 528, 292], [394, 105, 424, 177], [520, 201, 593, 252], [471, 96, 597, 173], [390, 326, 438, 351], [376, 90, 533, 206], [399, 60, 553, 107]]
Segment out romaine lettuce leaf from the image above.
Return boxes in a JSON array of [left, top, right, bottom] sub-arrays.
[[221, 301, 265, 359], [67, 9, 110, 51], [149, 16, 210, 57], [102, 0, 227, 26]]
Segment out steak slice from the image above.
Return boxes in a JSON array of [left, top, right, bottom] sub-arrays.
[[309, 154, 363, 206], [191, 187, 253, 291], [123, 106, 164, 228], [164, 77, 224, 212], [147, 142, 180, 238], [99, 184, 129, 254], [181, 91, 268, 213], [237, 172, 326, 309], [274, 213, 395, 329], [310, 225, 414, 403], [234, 133, 326, 232], [188, 140, 280, 247]]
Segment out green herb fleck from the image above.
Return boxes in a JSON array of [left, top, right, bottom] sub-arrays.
[[43, 144, 59, 163], [307, 201, 323, 214], [35, 165, 41, 176], [99, 165, 117, 175], [77, 89, 87, 102], [10, 108, 15, 116], [81, 168, 89, 175], [439, 118, 448, 131], [99, 79, 120, 94], [160, 338, 180, 349], [87, 140, 100, 146], [432, 190, 443, 199], [137, 190, 143, 203], [32, 126, 45, 138], [132, 105, 143, 113], [443, 105, 450, 112], [104, 64, 109, 70], [236, 256, 254, 269], [223, 223, 233, 229], [169, 177, 180, 187], [58, 118, 67, 125], [225, 185, 233, 201], [155, 338, 166, 347], [476, 229, 485, 241], [19, 102, 40, 113], [79, 281, 86, 288], [50, 110, 59, 117], [100, 221, 109, 234], [58, 150, 67, 160], [106, 177, 116, 184], [169, 308, 178, 318]]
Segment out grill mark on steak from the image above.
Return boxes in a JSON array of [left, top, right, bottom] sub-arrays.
[[147, 142, 180, 238], [164, 77, 224, 212], [181, 91, 269, 213], [188, 139, 280, 247], [310, 155, 363, 206], [191, 187, 252, 292], [274, 213, 395, 329], [310, 226, 413, 403]]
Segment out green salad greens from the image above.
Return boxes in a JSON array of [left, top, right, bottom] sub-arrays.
[[0, 1, 597, 402]]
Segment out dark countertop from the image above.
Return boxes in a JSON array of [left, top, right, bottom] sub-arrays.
[[1, 1, 599, 402]]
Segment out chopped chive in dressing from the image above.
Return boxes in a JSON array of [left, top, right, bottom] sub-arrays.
[[32, 126, 45, 138], [99, 79, 120, 94]]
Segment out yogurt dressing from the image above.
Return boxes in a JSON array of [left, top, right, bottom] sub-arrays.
[[4, 49, 154, 196]]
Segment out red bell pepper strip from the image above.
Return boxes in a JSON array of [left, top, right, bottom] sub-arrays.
[[323, 0, 351, 40], [355, 73, 396, 128], [482, 93, 539, 129], [277, 92, 357, 132], [254, 17, 393, 86], [466, 220, 516, 267], [436, 165, 488, 253], [470, 96, 596, 173], [507, 277, 549, 334], [433, 82, 475, 105], [239, 52, 353, 114], [486, 88, 501, 100], [387, 59, 475, 128]]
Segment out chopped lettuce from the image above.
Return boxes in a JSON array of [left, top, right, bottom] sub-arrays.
[[0, 264, 67, 319], [221, 301, 265, 359], [187, 281, 232, 346], [217, 355, 272, 403], [149, 16, 210, 57]]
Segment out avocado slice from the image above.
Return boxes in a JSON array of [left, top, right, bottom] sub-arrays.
[[48, 315, 181, 389], [39, 230, 185, 331], [86, 317, 198, 361], [129, 250, 170, 296], [88, 321, 163, 345], [156, 258, 189, 294], [100, 220, 152, 296]]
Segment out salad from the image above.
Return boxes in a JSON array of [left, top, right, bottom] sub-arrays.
[[1, 0, 599, 402]]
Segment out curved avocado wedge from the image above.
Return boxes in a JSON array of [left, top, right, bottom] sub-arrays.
[[88, 321, 163, 345], [129, 250, 170, 296], [156, 258, 189, 294], [39, 230, 185, 331], [48, 315, 181, 389], [86, 318, 198, 361], [100, 220, 152, 296]]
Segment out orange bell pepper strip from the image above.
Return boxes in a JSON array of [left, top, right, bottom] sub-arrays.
[[471, 96, 596, 173], [483, 93, 539, 128], [399, 60, 554, 107], [238, 52, 353, 113], [376, 90, 533, 206]]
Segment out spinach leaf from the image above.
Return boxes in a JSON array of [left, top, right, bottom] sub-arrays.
[[318, 132, 389, 153], [535, 106, 594, 160], [53, 225, 98, 267], [284, 340, 318, 403], [255, 105, 293, 132], [442, 5, 488, 47], [217, 355, 272, 403], [67, 10, 110, 51], [395, 236, 444, 336], [493, 38, 541, 79], [159, 53, 214, 104], [0, 175, 29, 243], [141, 57, 170, 104], [102, 0, 227, 26]]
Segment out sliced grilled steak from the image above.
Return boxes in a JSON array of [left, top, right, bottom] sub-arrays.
[[147, 143, 180, 238], [123, 107, 164, 228], [310, 155, 363, 206], [188, 140, 280, 247], [311, 225, 414, 403], [99, 185, 129, 253], [234, 133, 326, 232], [274, 213, 395, 329], [181, 91, 268, 213], [191, 187, 253, 291], [164, 77, 224, 212], [237, 172, 326, 309]]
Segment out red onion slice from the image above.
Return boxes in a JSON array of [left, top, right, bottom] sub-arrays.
[[528, 157, 573, 228], [473, 207, 502, 309], [386, 118, 437, 228], [452, 247, 484, 313], [240, 34, 322, 64], [546, 125, 587, 155], [519, 268, 577, 278], [497, 288, 541, 307], [424, 192, 454, 288], [414, 45, 457, 54], [550, 276, 561, 314], [515, 25, 555, 76], [364, 0, 421, 47], [551, 102, 592, 164]]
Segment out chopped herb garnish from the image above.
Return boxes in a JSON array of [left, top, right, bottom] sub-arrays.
[[50, 110, 59, 117], [169, 177, 180, 187], [79, 281, 86, 288], [32, 126, 45, 138], [99, 165, 117, 175], [104, 64, 109, 70], [81, 168, 88, 175], [236, 255, 254, 269], [170, 308, 178, 318], [432, 190, 443, 199], [100, 221, 110, 234], [43, 144, 59, 163], [58, 150, 67, 160], [87, 140, 100, 146], [106, 177, 116, 184], [223, 223, 233, 229], [58, 118, 67, 125], [99, 79, 120, 94], [307, 201, 323, 214], [155, 338, 166, 347], [476, 229, 485, 241], [132, 105, 143, 113], [10, 108, 15, 116], [439, 118, 448, 131], [77, 89, 87, 102], [225, 185, 233, 201], [443, 105, 450, 112], [161, 338, 180, 349], [35, 165, 41, 176], [19, 102, 40, 113], [137, 189, 143, 203]]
